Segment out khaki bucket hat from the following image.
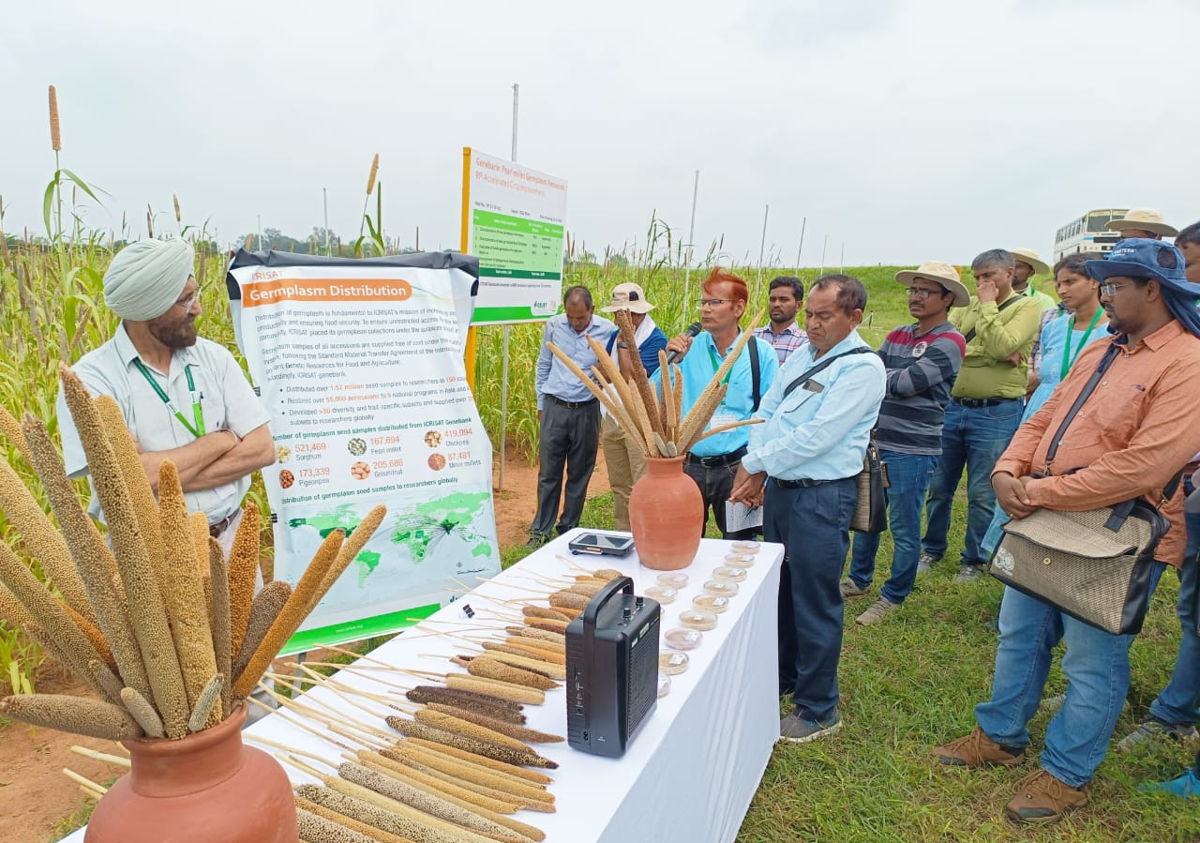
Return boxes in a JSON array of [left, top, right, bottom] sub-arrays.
[[1105, 208, 1179, 237], [600, 282, 655, 314], [895, 261, 970, 307], [1010, 247, 1050, 276]]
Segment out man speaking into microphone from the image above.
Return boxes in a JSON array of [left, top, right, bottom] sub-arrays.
[[657, 268, 777, 539]]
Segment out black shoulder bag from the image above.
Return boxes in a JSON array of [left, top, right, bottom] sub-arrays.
[[990, 342, 1180, 634]]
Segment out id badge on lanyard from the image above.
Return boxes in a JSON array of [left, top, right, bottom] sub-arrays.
[[133, 359, 206, 439]]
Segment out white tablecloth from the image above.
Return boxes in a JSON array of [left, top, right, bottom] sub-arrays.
[[62, 530, 783, 843]]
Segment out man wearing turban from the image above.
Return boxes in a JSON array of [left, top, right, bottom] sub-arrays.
[[56, 238, 274, 548]]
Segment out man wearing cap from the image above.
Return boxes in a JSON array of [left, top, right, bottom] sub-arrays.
[[57, 238, 274, 550], [1106, 208, 1179, 241], [1010, 248, 1058, 312], [841, 263, 966, 625], [530, 285, 616, 547], [932, 238, 1200, 823], [660, 267, 777, 539], [1121, 221, 1200, 796], [599, 283, 667, 532], [919, 249, 1042, 583], [753, 275, 808, 364]]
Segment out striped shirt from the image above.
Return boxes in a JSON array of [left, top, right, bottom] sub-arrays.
[[752, 322, 808, 364], [874, 322, 966, 456]]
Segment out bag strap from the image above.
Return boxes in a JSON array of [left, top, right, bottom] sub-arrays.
[[782, 347, 873, 399], [1040, 340, 1183, 530], [750, 340, 762, 413], [1043, 342, 1121, 470], [962, 294, 1021, 344]]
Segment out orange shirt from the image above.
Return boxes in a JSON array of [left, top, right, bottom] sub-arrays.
[[992, 319, 1200, 566]]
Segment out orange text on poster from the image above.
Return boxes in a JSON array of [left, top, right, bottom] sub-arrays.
[[241, 277, 413, 307]]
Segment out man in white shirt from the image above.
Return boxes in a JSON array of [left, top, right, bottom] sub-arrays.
[[57, 238, 274, 549]]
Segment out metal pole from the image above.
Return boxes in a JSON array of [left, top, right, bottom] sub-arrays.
[[322, 188, 329, 255], [498, 83, 519, 492], [684, 169, 699, 308], [758, 204, 769, 288], [796, 216, 806, 272], [840, 242, 845, 274], [819, 234, 827, 277]]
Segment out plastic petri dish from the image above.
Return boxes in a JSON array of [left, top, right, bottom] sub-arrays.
[[723, 553, 755, 568], [663, 627, 703, 650], [657, 673, 672, 698], [692, 594, 730, 614], [712, 565, 748, 583], [659, 651, 690, 675], [703, 579, 739, 598], [656, 572, 689, 589], [644, 585, 678, 605], [679, 609, 719, 631], [730, 540, 761, 554]]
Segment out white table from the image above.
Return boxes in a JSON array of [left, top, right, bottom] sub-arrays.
[[63, 531, 783, 843]]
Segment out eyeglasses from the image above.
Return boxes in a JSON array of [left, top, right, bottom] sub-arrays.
[[697, 298, 731, 308], [1099, 281, 1136, 297], [907, 287, 945, 300], [173, 288, 202, 311]]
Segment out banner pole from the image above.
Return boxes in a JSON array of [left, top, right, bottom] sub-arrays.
[[684, 169, 699, 308], [796, 216, 806, 272], [757, 204, 769, 288], [497, 83, 520, 492], [462, 148, 478, 394]]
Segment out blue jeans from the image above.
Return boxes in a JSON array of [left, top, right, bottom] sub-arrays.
[[922, 398, 1023, 566], [975, 564, 1167, 788], [1149, 510, 1200, 726], [849, 450, 939, 604], [768, 476, 857, 723]]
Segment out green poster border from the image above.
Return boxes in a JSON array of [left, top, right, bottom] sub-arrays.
[[279, 602, 441, 655]]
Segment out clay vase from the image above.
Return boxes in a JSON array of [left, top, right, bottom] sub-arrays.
[[629, 455, 703, 570], [86, 704, 297, 843]]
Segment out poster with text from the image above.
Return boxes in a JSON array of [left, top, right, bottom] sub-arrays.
[[463, 147, 568, 324], [226, 251, 498, 653]]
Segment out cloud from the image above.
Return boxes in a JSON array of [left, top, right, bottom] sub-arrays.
[[2, 0, 1198, 269]]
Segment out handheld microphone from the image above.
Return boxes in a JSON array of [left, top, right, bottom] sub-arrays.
[[665, 322, 702, 365]]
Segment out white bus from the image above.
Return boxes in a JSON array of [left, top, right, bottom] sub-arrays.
[[1053, 208, 1129, 263]]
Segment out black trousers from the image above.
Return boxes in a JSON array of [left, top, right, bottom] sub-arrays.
[[684, 451, 756, 541], [767, 475, 857, 723], [531, 399, 601, 538]]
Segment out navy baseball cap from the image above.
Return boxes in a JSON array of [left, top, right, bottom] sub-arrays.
[[1086, 238, 1200, 296]]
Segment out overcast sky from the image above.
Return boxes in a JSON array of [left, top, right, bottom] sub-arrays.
[[4, 0, 1198, 267]]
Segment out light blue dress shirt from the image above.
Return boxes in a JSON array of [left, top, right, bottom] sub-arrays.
[[653, 332, 778, 457], [535, 313, 617, 410], [743, 330, 885, 481]]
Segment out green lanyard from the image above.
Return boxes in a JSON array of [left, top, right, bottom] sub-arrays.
[[705, 341, 733, 386], [132, 359, 206, 439], [1059, 310, 1103, 380]]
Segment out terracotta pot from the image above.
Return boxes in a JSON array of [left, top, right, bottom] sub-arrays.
[[629, 455, 703, 570], [86, 704, 297, 843]]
